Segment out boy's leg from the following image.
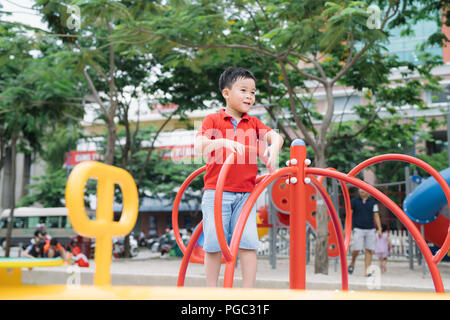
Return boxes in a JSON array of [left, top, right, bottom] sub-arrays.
[[204, 251, 222, 287], [238, 249, 257, 288], [231, 192, 259, 288], [201, 190, 234, 287]]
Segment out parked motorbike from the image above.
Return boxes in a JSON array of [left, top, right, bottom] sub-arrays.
[[90, 234, 138, 259], [146, 237, 160, 252], [146, 229, 190, 256]]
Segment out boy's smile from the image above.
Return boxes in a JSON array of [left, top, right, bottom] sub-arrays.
[[222, 77, 256, 118]]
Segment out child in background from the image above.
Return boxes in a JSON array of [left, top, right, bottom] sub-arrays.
[[375, 224, 391, 273]]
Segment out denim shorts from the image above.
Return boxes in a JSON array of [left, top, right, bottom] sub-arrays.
[[201, 189, 259, 253]]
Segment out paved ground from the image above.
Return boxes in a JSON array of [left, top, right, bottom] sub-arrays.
[[14, 248, 450, 293]]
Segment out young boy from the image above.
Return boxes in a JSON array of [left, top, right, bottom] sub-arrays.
[[194, 67, 283, 287]]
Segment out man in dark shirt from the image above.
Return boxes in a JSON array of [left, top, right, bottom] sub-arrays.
[[348, 188, 382, 276]]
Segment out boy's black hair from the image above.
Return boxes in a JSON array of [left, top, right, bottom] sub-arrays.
[[219, 67, 256, 91]]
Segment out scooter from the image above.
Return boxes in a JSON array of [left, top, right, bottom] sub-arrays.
[[91, 234, 138, 259]]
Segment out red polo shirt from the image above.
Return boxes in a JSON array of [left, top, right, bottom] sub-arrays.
[[197, 109, 272, 192]]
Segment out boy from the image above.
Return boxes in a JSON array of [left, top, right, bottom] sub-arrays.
[[194, 67, 283, 287]]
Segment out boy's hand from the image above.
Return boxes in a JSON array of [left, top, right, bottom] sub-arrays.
[[264, 144, 279, 170], [223, 139, 245, 155]]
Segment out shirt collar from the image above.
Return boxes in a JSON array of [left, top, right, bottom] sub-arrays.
[[220, 108, 250, 121]]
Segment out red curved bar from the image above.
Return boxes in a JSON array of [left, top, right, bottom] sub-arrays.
[[176, 174, 270, 287], [309, 176, 348, 291], [306, 167, 445, 293], [347, 154, 450, 264], [214, 146, 273, 263], [172, 166, 206, 255], [173, 168, 269, 262], [256, 174, 269, 184], [222, 166, 299, 287], [317, 168, 352, 254], [177, 221, 204, 287]]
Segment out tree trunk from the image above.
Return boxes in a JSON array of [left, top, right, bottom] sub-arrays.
[[20, 152, 32, 199], [1, 146, 12, 211], [121, 107, 132, 258], [104, 117, 117, 165], [314, 148, 329, 274], [4, 135, 18, 257]]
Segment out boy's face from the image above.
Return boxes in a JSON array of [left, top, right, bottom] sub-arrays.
[[222, 77, 256, 114]]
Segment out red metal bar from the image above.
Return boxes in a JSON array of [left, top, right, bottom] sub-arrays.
[[177, 221, 204, 287], [306, 167, 445, 293], [309, 176, 348, 291], [172, 166, 206, 255], [214, 153, 239, 262], [317, 168, 352, 254], [174, 155, 270, 286], [214, 146, 272, 263], [347, 154, 450, 264], [173, 169, 267, 261], [289, 140, 307, 289], [222, 166, 299, 287], [256, 175, 269, 184]]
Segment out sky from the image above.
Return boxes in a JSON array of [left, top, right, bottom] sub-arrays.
[[0, 0, 48, 31]]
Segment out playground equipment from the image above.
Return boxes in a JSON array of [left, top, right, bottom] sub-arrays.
[[0, 257, 64, 286], [404, 167, 450, 250], [173, 139, 450, 293], [268, 171, 351, 258], [1, 140, 449, 299]]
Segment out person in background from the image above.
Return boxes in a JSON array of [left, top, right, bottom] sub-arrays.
[[35, 223, 51, 241], [375, 224, 392, 273], [44, 238, 68, 262], [348, 188, 382, 277], [23, 239, 46, 258], [66, 238, 90, 267]]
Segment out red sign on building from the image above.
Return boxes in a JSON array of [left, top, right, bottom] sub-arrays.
[[65, 145, 196, 168], [159, 144, 196, 161], [65, 151, 103, 167], [151, 103, 179, 113]]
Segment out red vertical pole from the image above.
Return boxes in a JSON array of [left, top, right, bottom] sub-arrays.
[[289, 139, 307, 290]]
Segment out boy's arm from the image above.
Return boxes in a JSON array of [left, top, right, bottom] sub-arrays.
[[262, 130, 284, 170], [194, 135, 245, 157]]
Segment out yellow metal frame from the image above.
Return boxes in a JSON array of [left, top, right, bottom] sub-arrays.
[[65, 161, 138, 286]]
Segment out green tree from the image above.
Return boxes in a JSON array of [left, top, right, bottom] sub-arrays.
[[0, 19, 83, 256], [120, 0, 446, 273], [18, 124, 81, 208]]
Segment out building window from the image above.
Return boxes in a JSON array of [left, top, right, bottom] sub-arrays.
[[335, 95, 361, 112]]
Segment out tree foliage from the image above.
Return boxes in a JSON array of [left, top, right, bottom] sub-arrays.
[[115, 0, 447, 273]]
